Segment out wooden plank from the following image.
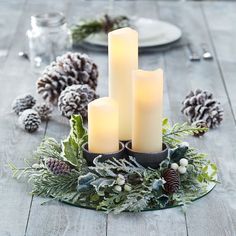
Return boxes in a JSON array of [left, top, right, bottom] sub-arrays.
[[201, 2, 236, 122], [108, 209, 187, 236], [158, 2, 236, 236], [25, 1, 108, 236], [0, 0, 26, 66], [0, 1, 52, 235], [0, 72, 46, 236]]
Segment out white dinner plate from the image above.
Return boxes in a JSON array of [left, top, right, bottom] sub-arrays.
[[84, 18, 182, 48]]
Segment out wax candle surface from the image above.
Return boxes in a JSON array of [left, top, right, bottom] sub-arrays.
[[108, 27, 138, 141], [132, 69, 163, 153], [88, 97, 119, 153]]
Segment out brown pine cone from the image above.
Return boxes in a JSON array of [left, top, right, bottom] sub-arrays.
[[46, 158, 71, 175], [162, 169, 180, 194]]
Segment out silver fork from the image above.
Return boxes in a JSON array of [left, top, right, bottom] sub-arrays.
[[187, 43, 200, 61], [201, 43, 213, 60]]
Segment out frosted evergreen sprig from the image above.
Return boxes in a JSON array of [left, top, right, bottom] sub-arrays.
[[9, 115, 217, 214], [162, 118, 208, 146], [72, 14, 129, 43]]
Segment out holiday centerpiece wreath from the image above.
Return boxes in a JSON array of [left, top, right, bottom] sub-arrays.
[[9, 115, 218, 214]]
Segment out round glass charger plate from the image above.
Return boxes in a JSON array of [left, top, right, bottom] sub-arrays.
[[84, 18, 182, 48], [57, 173, 217, 212]]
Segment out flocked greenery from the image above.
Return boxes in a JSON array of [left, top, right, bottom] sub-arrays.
[[9, 115, 217, 214], [71, 14, 129, 43]]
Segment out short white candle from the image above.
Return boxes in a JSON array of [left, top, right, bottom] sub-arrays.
[[132, 69, 163, 153], [88, 97, 119, 153], [108, 27, 138, 141]]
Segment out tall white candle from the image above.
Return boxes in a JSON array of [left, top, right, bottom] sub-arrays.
[[88, 97, 119, 153], [108, 27, 138, 141], [132, 69, 163, 153]]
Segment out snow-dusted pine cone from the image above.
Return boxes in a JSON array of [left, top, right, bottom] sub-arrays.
[[162, 169, 180, 194], [12, 94, 36, 115], [192, 120, 208, 137], [37, 52, 98, 104], [181, 89, 224, 128], [33, 103, 53, 121], [46, 158, 71, 175], [18, 109, 41, 133], [58, 84, 99, 119]]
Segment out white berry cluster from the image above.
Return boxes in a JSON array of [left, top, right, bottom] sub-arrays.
[[114, 174, 132, 192], [171, 158, 188, 174]]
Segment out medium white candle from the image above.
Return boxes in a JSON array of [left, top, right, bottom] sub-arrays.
[[132, 69, 163, 153], [108, 27, 138, 141], [88, 97, 119, 153]]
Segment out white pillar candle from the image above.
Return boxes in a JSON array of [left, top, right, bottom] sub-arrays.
[[88, 97, 119, 153], [132, 69, 163, 153], [108, 27, 138, 141]]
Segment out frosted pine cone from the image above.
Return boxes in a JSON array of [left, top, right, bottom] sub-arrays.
[[58, 84, 98, 119], [37, 52, 98, 104], [18, 109, 41, 133], [162, 169, 180, 194], [33, 103, 53, 121], [181, 89, 224, 128], [46, 158, 71, 175], [12, 94, 36, 115], [192, 120, 208, 137]]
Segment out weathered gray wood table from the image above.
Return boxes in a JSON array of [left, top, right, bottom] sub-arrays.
[[0, 1, 236, 235]]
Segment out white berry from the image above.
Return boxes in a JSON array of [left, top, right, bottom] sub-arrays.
[[179, 158, 188, 167], [117, 178, 125, 186], [180, 142, 189, 148], [178, 166, 187, 174], [116, 174, 125, 185], [124, 184, 132, 192], [171, 163, 179, 170], [114, 185, 122, 192]]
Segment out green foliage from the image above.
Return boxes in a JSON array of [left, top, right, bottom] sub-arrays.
[[71, 15, 129, 42], [34, 137, 62, 161], [9, 116, 217, 214], [9, 162, 81, 203], [62, 115, 87, 171], [162, 118, 208, 147]]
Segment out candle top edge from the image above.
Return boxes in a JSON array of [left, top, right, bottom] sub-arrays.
[[108, 27, 138, 36], [133, 68, 163, 78], [88, 97, 118, 108]]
